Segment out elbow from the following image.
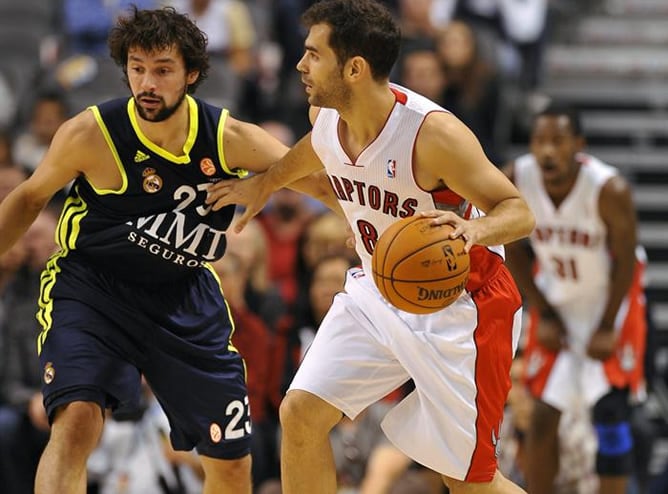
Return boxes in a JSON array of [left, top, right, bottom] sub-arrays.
[[516, 197, 535, 238], [15, 181, 51, 215]]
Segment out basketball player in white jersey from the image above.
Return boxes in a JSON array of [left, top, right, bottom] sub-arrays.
[[206, 1, 534, 492], [503, 104, 647, 494]]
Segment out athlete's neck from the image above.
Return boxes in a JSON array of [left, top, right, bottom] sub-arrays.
[[135, 98, 190, 150], [337, 84, 396, 151]]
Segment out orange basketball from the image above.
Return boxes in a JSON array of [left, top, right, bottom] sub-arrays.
[[371, 215, 470, 314]]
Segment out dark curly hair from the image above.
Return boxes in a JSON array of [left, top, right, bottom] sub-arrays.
[[301, 0, 401, 81], [108, 6, 209, 93]]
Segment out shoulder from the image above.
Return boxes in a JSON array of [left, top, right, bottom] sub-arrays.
[[598, 170, 634, 221], [222, 114, 264, 143], [53, 109, 105, 150], [417, 111, 479, 157], [600, 173, 632, 199]]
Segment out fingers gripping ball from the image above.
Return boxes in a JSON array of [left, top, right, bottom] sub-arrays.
[[371, 216, 470, 314]]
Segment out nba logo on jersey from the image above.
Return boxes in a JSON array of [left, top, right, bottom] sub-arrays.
[[386, 159, 396, 178]]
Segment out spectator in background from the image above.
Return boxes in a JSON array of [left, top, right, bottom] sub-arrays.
[[165, 0, 256, 76], [398, 43, 446, 104], [429, 0, 549, 93], [397, 0, 438, 46], [0, 167, 27, 203], [496, 0, 549, 92], [294, 210, 357, 296], [60, 0, 157, 57], [331, 400, 397, 492], [283, 253, 356, 384], [0, 130, 15, 167], [0, 208, 59, 494], [12, 89, 69, 174], [0, 74, 17, 130], [163, 0, 260, 118], [225, 215, 286, 331], [254, 118, 323, 309], [436, 19, 504, 164]]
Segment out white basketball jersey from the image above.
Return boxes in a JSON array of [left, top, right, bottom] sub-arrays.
[[514, 152, 616, 306], [310, 83, 504, 289]]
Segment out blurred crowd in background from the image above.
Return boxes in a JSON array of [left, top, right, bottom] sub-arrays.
[[1, 1, 666, 493]]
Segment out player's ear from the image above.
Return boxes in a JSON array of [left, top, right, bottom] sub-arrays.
[[187, 70, 200, 86], [346, 56, 366, 80]]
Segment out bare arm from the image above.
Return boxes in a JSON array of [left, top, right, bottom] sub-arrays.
[[416, 112, 535, 250], [221, 116, 290, 173], [598, 175, 638, 330], [289, 169, 343, 215], [0, 112, 96, 256], [206, 113, 329, 231]]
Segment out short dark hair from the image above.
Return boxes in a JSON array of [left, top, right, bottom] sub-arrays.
[[301, 0, 401, 81], [108, 6, 209, 93], [534, 102, 584, 136]]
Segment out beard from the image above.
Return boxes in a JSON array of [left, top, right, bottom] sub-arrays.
[[135, 86, 188, 122], [308, 72, 351, 110]]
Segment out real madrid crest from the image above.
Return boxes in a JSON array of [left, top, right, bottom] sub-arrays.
[[142, 167, 163, 193], [43, 362, 55, 384]]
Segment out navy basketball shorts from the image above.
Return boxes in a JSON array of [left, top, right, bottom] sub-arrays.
[[37, 261, 251, 460]]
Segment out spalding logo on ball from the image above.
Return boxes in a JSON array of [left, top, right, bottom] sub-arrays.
[[371, 215, 470, 314]]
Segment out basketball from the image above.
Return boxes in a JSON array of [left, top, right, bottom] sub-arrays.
[[371, 215, 470, 314]]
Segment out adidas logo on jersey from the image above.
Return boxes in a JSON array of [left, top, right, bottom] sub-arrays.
[[134, 150, 150, 163]]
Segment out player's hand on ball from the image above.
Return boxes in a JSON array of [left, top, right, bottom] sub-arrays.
[[418, 210, 476, 252]]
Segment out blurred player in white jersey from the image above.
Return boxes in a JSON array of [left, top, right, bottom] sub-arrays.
[[503, 103, 647, 494]]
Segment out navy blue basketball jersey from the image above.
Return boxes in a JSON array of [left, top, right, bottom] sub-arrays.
[[55, 95, 244, 283]]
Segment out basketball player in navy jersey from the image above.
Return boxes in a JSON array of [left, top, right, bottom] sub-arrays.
[[206, 1, 534, 493], [0, 7, 335, 494]]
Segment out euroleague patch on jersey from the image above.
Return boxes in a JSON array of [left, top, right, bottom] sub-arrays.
[[142, 167, 163, 193], [210, 422, 222, 443], [200, 157, 216, 176], [43, 362, 55, 384]]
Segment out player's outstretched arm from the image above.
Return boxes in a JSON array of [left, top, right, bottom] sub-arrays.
[[206, 131, 324, 232]]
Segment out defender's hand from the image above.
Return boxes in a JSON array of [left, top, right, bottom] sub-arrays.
[[206, 175, 269, 233]]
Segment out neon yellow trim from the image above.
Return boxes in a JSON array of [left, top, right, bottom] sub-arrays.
[[36, 252, 64, 354], [88, 106, 128, 195], [56, 193, 88, 251], [217, 109, 248, 178], [204, 262, 239, 354], [37, 193, 90, 355], [127, 96, 197, 164]]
